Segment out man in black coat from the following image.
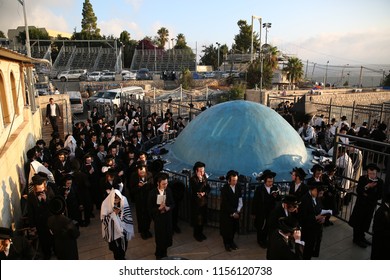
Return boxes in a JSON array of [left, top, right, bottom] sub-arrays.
[[251, 169, 280, 248], [299, 182, 329, 259], [267, 216, 305, 260], [219, 170, 243, 252], [0, 227, 35, 260], [148, 172, 175, 259], [349, 163, 383, 248], [129, 163, 154, 240], [289, 167, 308, 200], [268, 195, 300, 234], [45, 98, 61, 133], [371, 193, 390, 259]]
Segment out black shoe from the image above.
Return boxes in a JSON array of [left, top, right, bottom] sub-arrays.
[[194, 235, 203, 242], [200, 233, 207, 240], [225, 245, 232, 252], [173, 227, 181, 234], [146, 231, 153, 238], [90, 213, 95, 218], [353, 240, 367, 248], [231, 242, 238, 250]]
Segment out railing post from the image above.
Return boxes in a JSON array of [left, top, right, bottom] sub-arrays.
[[351, 100, 356, 124], [380, 103, 385, 123], [328, 98, 333, 123]]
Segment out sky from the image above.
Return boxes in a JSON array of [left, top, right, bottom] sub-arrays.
[[0, 0, 389, 70]]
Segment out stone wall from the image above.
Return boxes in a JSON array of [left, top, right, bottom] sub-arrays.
[[308, 90, 390, 106]]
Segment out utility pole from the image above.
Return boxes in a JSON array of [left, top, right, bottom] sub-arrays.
[[18, 0, 36, 111]]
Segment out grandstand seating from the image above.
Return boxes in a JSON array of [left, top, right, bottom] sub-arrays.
[[130, 48, 196, 72], [51, 45, 120, 76]]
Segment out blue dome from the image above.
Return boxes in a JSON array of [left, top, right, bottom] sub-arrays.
[[170, 100, 309, 180]]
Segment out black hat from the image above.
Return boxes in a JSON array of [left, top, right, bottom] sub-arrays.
[[55, 148, 69, 157], [282, 195, 301, 206], [324, 163, 337, 173], [365, 163, 380, 172], [310, 164, 324, 173], [291, 167, 307, 179], [0, 227, 13, 239], [49, 196, 66, 215], [37, 172, 48, 179], [258, 169, 276, 181], [341, 116, 347, 121], [226, 170, 239, 180], [31, 174, 46, 185], [278, 217, 300, 233], [193, 161, 206, 172]]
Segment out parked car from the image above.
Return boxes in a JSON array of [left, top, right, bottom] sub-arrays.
[[85, 90, 105, 109], [57, 69, 87, 82], [99, 72, 116, 81], [121, 70, 136, 81], [67, 91, 84, 114], [95, 86, 144, 107], [87, 71, 102, 81], [136, 68, 153, 80]]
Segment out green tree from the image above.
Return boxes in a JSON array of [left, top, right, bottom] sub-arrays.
[[0, 30, 6, 38], [17, 27, 50, 45], [156, 27, 169, 49], [382, 72, 390, 87], [119, 31, 131, 44], [174, 33, 189, 49], [119, 30, 138, 68], [199, 44, 218, 68], [180, 68, 194, 89], [283, 57, 304, 86], [217, 83, 246, 103], [80, 0, 101, 39], [233, 20, 259, 54]]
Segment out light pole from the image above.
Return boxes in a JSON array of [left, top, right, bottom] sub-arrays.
[[250, 15, 262, 63], [340, 63, 349, 86], [216, 42, 221, 71], [324, 61, 329, 88], [17, 0, 36, 111], [171, 38, 175, 70], [262, 22, 272, 44]]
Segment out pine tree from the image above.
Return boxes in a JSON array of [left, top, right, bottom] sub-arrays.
[[81, 0, 101, 39]]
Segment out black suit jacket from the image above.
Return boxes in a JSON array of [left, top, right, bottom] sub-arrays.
[[46, 103, 61, 118], [267, 230, 304, 260]]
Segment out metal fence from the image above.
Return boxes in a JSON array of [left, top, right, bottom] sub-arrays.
[[331, 132, 390, 232]]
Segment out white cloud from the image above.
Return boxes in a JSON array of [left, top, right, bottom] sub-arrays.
[[274, 28, 390, 65], [124, 0, 144, 11], [99, 18, 140, 39]]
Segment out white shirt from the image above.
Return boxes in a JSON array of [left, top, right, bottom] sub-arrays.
[[50, 103, 57, 116]]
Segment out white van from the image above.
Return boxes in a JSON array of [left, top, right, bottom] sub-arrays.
[[67, 91, 84, 114], [95, 86, 144, 107]]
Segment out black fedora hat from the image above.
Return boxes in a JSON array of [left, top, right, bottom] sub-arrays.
[[31, 174, 46, 185], [49, 196, 66, 215], [0, 227, 13, 239], [282, 194, 301, 206], [324, 163, 337, 173], [258, 169, 277, 181], [365, 163, 380, 172], [55, 148, 69, 157], [278, 216, 300, 233], [291, 167, 307, 179], [310, 164, 324, 173], [193, 161, 206, 172]]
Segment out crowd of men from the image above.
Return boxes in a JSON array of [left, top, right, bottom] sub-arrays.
[[2, 99, 389, 260]]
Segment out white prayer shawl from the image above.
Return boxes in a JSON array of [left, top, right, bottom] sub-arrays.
[[30, 160, 55, 184], [64, 135, 77, 159], [101, 189, 134, 248]]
